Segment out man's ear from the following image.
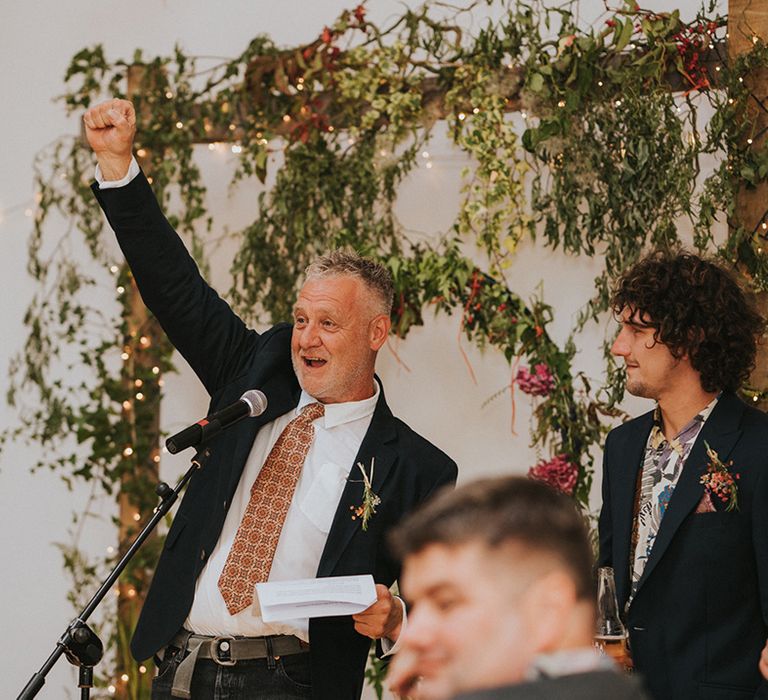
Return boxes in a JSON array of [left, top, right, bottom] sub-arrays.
[[524, 570, 577, 652], [369, 314, 391, 351]]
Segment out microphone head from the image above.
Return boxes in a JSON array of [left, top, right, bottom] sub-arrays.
[[241, 389, 268, 417]]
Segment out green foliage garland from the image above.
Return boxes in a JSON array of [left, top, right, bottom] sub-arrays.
[[6, 1, 768, 696]]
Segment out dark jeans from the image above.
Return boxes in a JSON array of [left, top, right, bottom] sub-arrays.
[[151, 649, 312, 700]]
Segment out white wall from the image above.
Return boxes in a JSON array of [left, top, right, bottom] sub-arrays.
[[0, 0, 713, 696]]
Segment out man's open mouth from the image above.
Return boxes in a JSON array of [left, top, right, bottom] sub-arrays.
[[303, 357, 327, 368]]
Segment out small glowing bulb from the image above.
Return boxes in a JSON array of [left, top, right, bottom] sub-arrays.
[[139, 336, 150, 347], [521, 112, 527, 119], [558, 100, 566, 108], [457, 112, 466, 121], [139, 665, 147, 674], [136, 148, 147, 158], [327, 126, 334, 133], [107, 546, 115, 554], [108, 685, 116, 694], [132, 513, 140, 523], [120, 352, 130, 361], [208, 143, 216, 151], [422, 151, 430, 158], [158, 379, 165, 387], [296, 83, 304, 91], [136, 392, 144, 400], [762, 222, 767, 230], [425, 161, 433, 169], [165, 91, 173, 99], [231, 145, 242, 154], [472, 107, 480, 114], [748, 139, 753, 145], [121, 673, 130, 681], [283, 114, 291, 122], [116, 286, 125, 295], [728, 98, 734, 104], [228, 124, 236, 131], [597, 81, 604, 87], [134, 379, 143, 387], [152, 366, 160, 374], [123, 447, 134, 457], [175, 121, 183, 130], [122, 400, 131, 410], [110, 265, 119, 274], [147, 177, 154, 184], [615, 100, 622, 107], [715, 65, 721, 72], [153, 454, 161, 463], [754, 395, 760, 402]]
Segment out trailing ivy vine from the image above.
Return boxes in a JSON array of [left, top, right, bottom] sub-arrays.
[[6, 1, 768, 696]]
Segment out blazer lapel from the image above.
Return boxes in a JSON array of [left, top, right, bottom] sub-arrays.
[[316, 386, 398, 578], [613, 411, 654, 605], [633, 392, 744, 598]]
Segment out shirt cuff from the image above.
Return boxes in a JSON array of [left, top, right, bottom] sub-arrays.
[[381, 596, 407, 657], [95, 156, 140, 188]]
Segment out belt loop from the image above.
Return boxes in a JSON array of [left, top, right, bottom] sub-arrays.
[[171, 636, 205, 699], [265, 636, 276, 670]]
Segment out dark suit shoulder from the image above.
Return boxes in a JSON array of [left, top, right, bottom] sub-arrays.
[[607, 408, 655, 441], [389, 415, 457, 473], [453, 671, 649, 700]]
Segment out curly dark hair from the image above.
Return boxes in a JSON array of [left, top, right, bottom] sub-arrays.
[[611, 250, 765, 393]]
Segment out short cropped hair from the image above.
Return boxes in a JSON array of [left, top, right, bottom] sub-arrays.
[[389, 477, 595, 601], [304, 249, 394, 316], [611, 250, 765, 393]]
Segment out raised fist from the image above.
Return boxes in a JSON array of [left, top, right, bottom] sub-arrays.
[[83, 98, 136, 180]]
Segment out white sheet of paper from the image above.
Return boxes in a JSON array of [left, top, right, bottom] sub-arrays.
[[253, 575, 377, 622]]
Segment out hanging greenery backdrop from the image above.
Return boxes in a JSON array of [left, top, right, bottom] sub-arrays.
[[5, 0, 768, 696]]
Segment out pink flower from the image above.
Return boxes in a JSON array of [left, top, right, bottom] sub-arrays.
[[516, 363, 555, 396], [528, 454, 579, 496]]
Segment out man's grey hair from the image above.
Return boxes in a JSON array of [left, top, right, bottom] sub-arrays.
[[304, 249, 394, 316]]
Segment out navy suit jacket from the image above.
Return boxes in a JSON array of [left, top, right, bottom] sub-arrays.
[[92, 173, 458, 699], [598, 392, 768, 700]]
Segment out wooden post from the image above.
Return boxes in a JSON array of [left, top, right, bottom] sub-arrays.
[[111, 65, 164, 700], [728, 1, 768, 403]]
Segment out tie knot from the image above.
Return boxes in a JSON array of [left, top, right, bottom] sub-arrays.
[[300, 402, 325, 423]]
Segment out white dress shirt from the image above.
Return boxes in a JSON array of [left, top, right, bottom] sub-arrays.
[[185, 386, 378, 640]]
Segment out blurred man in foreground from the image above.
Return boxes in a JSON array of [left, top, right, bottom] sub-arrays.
[[386, 477, 648, 699]]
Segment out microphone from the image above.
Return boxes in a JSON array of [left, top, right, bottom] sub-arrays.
[[165, 389, 268, 454]]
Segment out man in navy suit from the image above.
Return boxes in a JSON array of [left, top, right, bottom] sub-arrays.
[[84, 99, 457, 700], [599, 250, 768, 699]]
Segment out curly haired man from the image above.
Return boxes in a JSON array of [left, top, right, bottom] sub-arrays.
[[599, 250, 768, 700]]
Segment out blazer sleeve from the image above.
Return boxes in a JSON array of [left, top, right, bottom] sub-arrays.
[[598, 430, 614, 568], [92, 172, 262, 395]]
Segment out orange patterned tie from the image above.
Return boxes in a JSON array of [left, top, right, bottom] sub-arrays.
[[218, 402, 325, 615]]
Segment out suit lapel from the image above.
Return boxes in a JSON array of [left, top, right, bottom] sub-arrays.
[[613, 411, 654, 604], [633, 392, 744, 597], [316, 385, 398, 578]]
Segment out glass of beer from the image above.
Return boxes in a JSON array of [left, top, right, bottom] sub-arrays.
[[595, 566, 633, 671]]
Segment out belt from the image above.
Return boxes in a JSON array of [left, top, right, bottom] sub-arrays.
[[166, 630, 310, 699]]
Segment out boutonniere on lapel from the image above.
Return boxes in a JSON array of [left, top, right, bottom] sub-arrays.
[[349, 457, 381, 531], [699, 441, 740, 512]]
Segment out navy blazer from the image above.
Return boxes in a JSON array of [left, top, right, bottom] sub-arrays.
[[92, 173, 458, 699], [599, 392, 768, 700]]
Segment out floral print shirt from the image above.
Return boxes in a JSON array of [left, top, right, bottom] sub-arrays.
[[630, 396, 719, 599]]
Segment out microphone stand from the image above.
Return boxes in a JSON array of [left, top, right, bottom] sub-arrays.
[[17, 447, 212, 700]]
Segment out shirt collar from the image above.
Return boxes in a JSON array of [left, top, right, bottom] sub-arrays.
[[525, 647, 616, 680], [297, 381, 379, 429], [649, 393, 720, 454]]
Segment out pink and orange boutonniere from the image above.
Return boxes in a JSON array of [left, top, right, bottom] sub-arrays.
[[700, 441, 740, 512], [349, 457, 381, 531]]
